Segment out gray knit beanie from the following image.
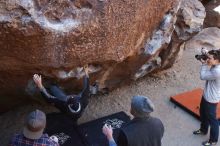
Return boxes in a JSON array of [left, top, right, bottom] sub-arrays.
[[131, 95, 155, 116]]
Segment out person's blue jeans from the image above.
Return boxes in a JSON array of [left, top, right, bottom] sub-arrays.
[[49, 85, 68, 101], [46, 76, 90, 122], [200, 97, 219, 142], [47, 85, 82, 122]]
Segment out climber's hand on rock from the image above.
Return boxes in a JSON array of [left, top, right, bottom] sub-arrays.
[[84, 65, 89, 77], [33, 74, 43, 89]]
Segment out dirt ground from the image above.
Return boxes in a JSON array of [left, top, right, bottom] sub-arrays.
[[0, 48, 217, 146]]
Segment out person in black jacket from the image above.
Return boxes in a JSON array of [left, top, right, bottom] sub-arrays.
[[102, 95, 164, 146], [33, 66, 90, 123]]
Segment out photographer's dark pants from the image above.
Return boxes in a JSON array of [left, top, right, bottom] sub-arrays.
[[200, 97, 219, 142]]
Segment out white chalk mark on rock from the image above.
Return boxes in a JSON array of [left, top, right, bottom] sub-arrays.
[[17, 0, 89, 33]]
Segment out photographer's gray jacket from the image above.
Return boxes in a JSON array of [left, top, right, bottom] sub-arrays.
[[200, 64, 220, 103]]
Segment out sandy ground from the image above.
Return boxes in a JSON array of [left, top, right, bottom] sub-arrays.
[[0, 48, 218, 146]]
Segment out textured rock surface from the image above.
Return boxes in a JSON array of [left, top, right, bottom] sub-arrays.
[[139, 0, 206, 73], [185, 27, 220, 50], [175, 0, 206, 40], [203, 0, 220, 28], [0, 0, 206, 112]]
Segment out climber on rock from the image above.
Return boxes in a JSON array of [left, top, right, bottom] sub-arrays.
[[33, 65, 90, 123]]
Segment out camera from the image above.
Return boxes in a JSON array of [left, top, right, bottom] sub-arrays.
[[195, 48, 209, 61], [195, 54, 209, 61]]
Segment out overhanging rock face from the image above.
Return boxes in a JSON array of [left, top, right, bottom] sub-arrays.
[[0, 0, 205, 112], [185, 27, 220, 50], [203, 0, 220, 28]]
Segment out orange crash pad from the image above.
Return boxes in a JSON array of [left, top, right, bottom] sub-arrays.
[[170, 88, 220, 120]]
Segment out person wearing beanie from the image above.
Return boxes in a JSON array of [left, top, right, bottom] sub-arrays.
[[9, 109, 59, 146], [33, 65, 90, 123], [103, 95, 164, 146]]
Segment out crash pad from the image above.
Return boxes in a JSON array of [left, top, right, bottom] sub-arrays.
[[45, 111, 131, 146], [170, 88, 220, 120]]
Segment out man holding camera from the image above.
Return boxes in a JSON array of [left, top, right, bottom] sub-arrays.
[[193, 49, 220, 146]]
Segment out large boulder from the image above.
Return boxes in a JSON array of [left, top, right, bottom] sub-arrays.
[[0, 0, 206, 112], [137, 0, 206, 76], [203, 0, 220, 28], [185, 27, 220, 50]]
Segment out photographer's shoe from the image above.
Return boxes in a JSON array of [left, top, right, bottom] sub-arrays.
[[202, 140, 217, 146], [193, 129, 206, 135]]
